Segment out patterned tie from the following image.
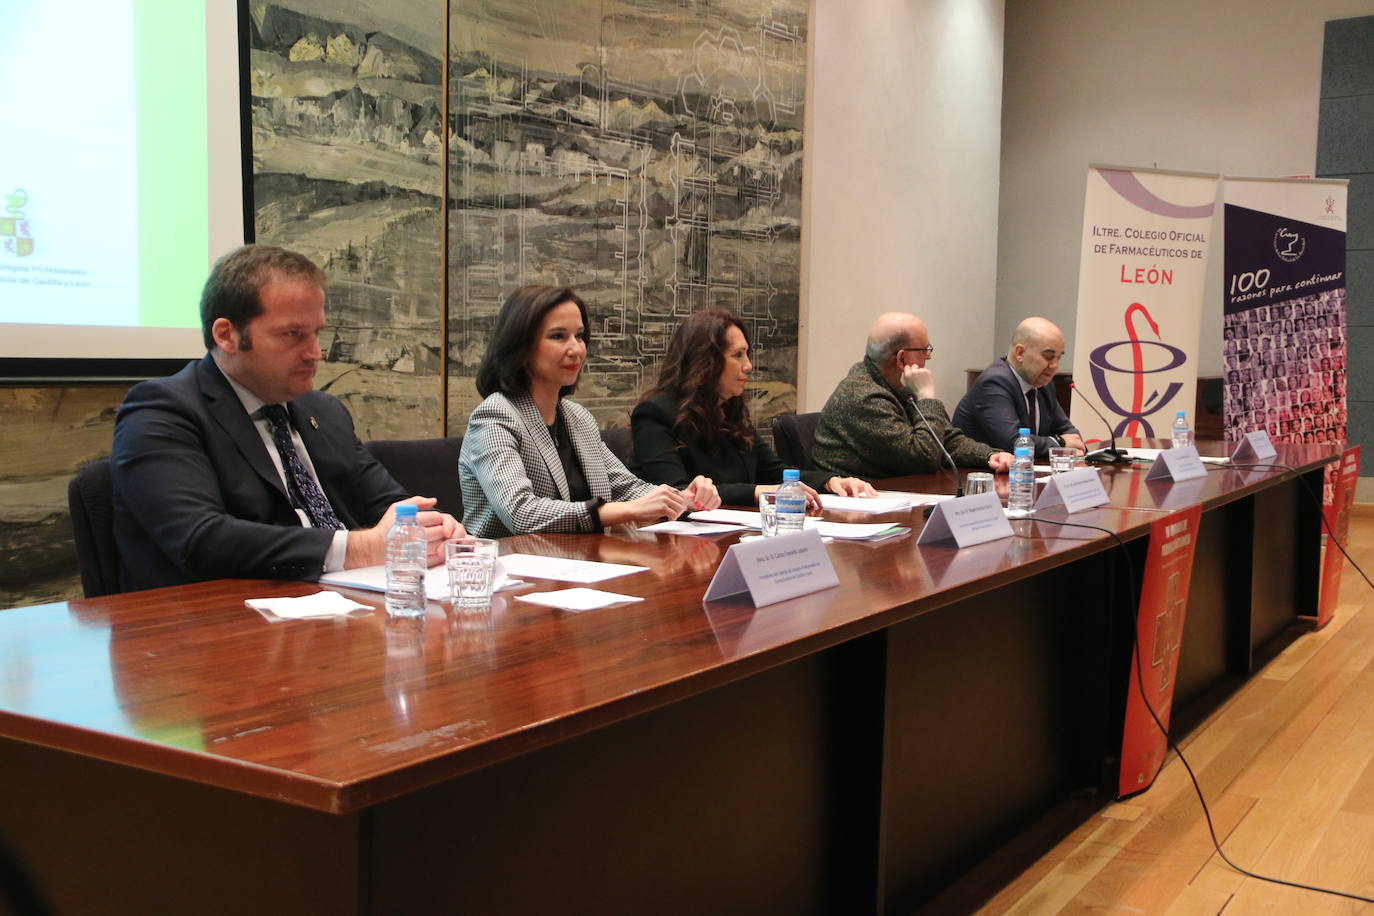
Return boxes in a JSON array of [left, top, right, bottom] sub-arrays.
[[1026, 388, 1038, 435], [260, 404, 344, 530]]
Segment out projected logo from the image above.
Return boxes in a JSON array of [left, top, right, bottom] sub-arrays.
[[2, 188, 34, 257], [1088, 302, 1186, 438]]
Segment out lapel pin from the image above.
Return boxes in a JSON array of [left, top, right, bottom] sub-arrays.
[[309, 416, 319, 430]]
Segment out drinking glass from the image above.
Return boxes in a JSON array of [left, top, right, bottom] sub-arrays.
[[757, 491, 779, 537], [445, 537, 498, 607], [965, 472, 994, 496], [1049, 447, 1076, 474]]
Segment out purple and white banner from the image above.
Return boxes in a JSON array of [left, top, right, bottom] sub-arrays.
[[1222, 178, 1348, 447], [1071, 167, 1218, 441]]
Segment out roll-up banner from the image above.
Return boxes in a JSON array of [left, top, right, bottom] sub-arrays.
[[1118, 504, 1202, 799], [1071, 167, 1218, 443], [1221, 177, 1348, 450]]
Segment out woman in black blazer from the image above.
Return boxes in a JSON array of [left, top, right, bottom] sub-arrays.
[[632, 308, 874, 507]]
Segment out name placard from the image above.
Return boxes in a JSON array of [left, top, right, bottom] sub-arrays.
[[1230, 430, 1277, 463], [1035, 467, 1110, 513], [703, 528, 840, 608], [916, 491, 1015, 547], [1145, 446, 1209, 482]]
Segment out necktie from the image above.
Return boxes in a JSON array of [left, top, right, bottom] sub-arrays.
[[260, 404, 345, 530], [1026, 389, 1038, 435]]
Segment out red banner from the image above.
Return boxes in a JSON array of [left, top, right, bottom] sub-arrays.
[[1119, 504, 1203, 799], [1314, 446, 1360, 628]]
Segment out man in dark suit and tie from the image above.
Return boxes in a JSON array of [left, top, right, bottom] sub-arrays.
[[953, 317, 1087, 460], [111, 244, 461, 591]]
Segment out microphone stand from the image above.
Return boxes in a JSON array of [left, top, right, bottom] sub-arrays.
[[1069, 382, 1131, 464], [909, 396, 963, 517]]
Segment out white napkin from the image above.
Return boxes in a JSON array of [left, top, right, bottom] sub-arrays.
[[245, 591, 372, 621], [515, 588, 645, 612]]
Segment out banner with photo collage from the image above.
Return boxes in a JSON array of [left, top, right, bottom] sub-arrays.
[[1071, 167, 1217, 442], [1221, 178, 1348, 449]]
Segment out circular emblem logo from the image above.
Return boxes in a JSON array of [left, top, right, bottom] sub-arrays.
[[1273, 227, 1305, 262]]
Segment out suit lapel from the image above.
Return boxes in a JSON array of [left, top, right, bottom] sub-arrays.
[[197, 356, 290, 503], [512, 394, 570, 500]]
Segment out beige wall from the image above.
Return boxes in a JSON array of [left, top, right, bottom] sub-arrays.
[[800, 0, 1006, 412], [996, 0, 1374, 369]]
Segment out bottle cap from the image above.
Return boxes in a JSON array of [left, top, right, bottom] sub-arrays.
[[1018, 428, 1030, 436], [1176, 410, 1186, 418], [395, 504, 418, 519], [782, 468, 801, 482]]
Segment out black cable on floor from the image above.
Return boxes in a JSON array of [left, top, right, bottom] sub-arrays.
[[1020, 515, 1374, 905]]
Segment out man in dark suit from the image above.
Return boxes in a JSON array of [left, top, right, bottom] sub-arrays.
[[953, 317, 1086, 460], [111, 245, 461, 591]]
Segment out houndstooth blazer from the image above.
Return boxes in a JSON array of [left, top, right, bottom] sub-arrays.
[[459, 392, 657, 538]]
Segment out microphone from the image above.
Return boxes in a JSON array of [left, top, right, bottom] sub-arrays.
[[908, 396, 964, 505], [1069, 381, 1131, 464]]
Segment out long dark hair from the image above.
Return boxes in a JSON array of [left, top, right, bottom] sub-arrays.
[[644, 308, 753, 452], [476, 285, 591, 398]]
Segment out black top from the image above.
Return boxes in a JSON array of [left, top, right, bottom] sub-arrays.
[[547, 414, 591, 503], [630, 393, 834, 506]]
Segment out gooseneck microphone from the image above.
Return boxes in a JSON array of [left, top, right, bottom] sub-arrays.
[[1069, 381, 1131, 464], [909, 395, 964, 500]]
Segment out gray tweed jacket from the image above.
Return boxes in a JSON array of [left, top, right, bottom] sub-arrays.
[[813, 357, 997, 479], [459, 392, 656, 538]]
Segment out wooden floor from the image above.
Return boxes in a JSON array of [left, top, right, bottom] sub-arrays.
[[977, 510, 1374, 915]]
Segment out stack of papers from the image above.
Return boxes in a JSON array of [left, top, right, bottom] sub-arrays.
[[320, 562, 523, 601]]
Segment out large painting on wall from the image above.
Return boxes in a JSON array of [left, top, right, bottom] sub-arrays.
[[446, 0, 808, 434], [249, 2, 445, 440]]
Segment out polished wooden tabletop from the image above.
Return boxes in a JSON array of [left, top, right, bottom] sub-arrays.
[[0, 441, 1339, 814]]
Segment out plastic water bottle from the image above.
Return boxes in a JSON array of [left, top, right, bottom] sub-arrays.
[[1014, 426, 1034, 455], [1008, 446, 1035, 516], [1171, 411, 1192, 448], [774, 469, 807, 535], [385, 504, 427, 618]]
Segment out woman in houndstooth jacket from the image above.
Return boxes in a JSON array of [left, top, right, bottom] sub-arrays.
[[459, 285, 719, 538]]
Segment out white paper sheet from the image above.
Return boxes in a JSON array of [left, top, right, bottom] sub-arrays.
[[809, 520, 907, 540], [639, 520, 748, 536], [245, 591, 372, 621], [498, 554, 649, 583], [516, 588, 645, 611]]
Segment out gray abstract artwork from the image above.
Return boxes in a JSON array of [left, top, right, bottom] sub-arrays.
[[249, 0, 806, 441], [448, 0, 807, 433]]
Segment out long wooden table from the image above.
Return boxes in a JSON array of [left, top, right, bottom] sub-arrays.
[[0, 443, 1336, 913]]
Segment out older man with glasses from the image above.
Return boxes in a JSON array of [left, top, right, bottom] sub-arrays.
[[813, 312, 1011, 479]]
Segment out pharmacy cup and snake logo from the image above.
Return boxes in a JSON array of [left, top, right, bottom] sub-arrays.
[[1089, 302, 1186, 438]]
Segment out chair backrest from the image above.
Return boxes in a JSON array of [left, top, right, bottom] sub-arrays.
[[68, 459, 121, 598], [771, 412, 821, 471], [364, 437, 465, 519], [600, 427, 634, 468]]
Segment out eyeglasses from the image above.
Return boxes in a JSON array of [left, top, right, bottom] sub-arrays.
[[898, 346, 935, 357]]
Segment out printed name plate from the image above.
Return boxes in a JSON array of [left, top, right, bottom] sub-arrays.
[[916, 491, 1014, 547], [1144, 446, 1209, 482], [1035, 466, 1111, 513], [1230, 430, 1277, 463], [703, 528, 840, 608]]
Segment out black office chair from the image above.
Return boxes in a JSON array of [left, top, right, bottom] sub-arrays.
[[364, 437, 465, 519], [67, 459, 122, 599], [771, 412, 821, 471], [600, 427, 634, 468]]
